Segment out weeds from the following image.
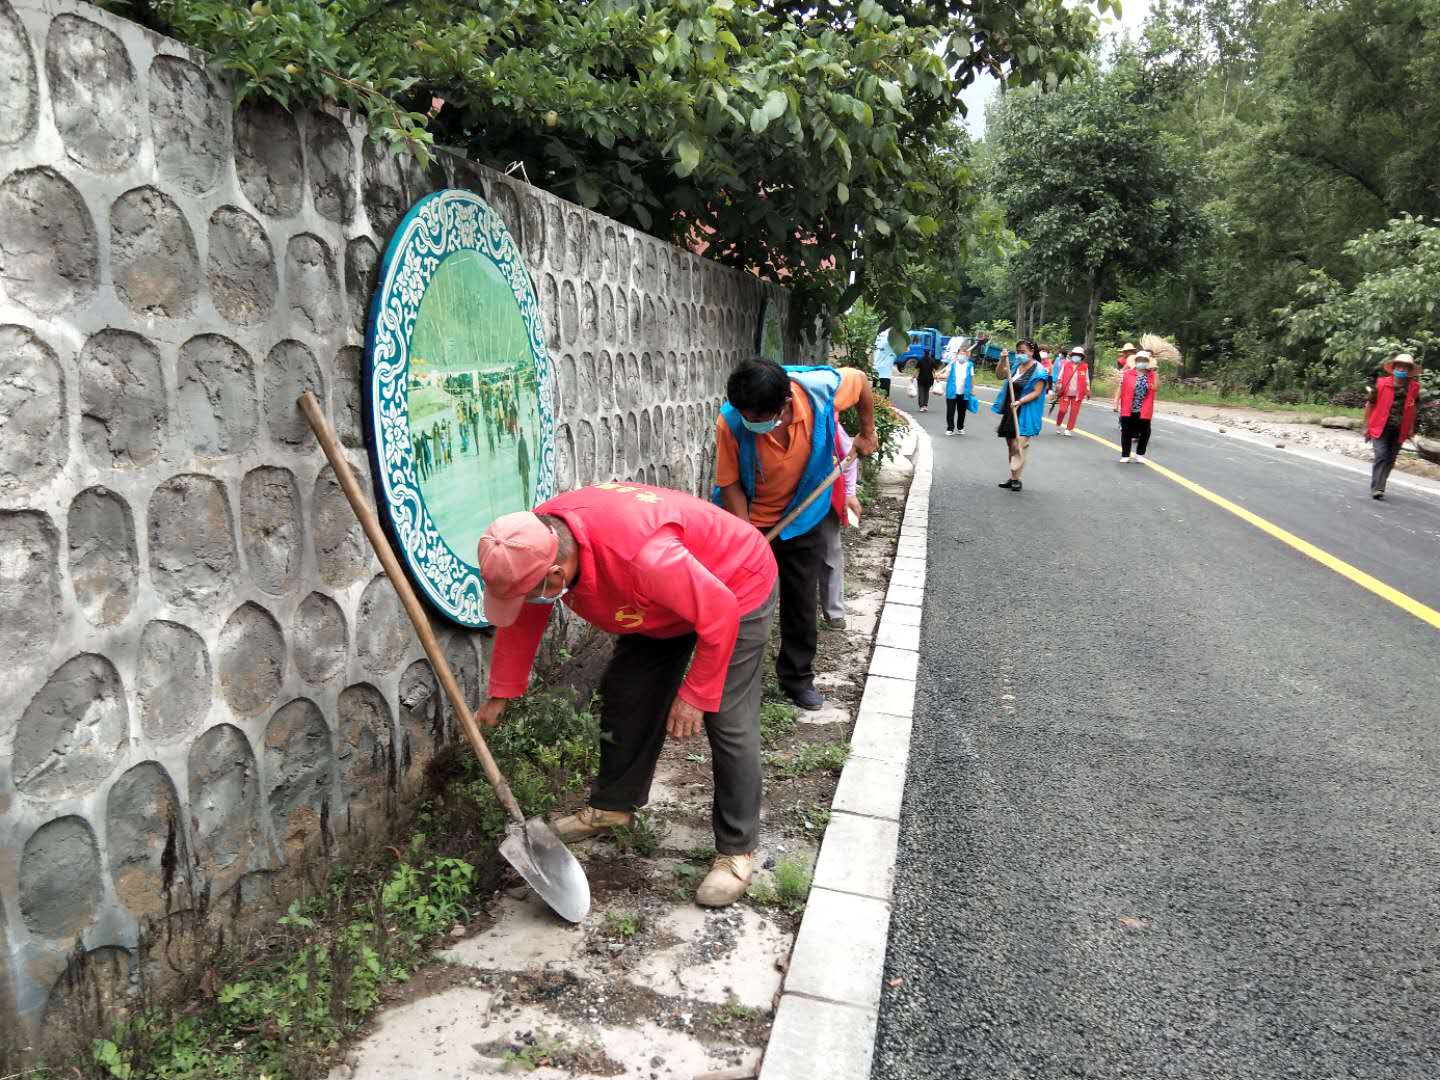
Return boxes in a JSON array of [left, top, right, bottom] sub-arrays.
[[763, 741, 849, 778], [602, 910, 644, 940], [760, 701, 799, 747], [610, 812, 659, 858], [748, 857, 812, 913], [800, 805, 832, 833], [714, 992, 761, 1027]]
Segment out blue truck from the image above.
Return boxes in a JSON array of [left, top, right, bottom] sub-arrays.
[[897, 327, 949, 369]]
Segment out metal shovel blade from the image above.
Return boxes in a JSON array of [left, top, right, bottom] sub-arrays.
[[499, 817, 591, 923]]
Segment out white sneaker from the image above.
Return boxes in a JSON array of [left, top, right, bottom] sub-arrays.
[[1064, 430, 1075, 437], [955, 429, 965, 436], [945, 430, 954, 436], [1119, 455, 1130, 463]]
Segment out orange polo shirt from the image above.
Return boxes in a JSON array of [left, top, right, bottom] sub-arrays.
[[714, 368, 866, 530]]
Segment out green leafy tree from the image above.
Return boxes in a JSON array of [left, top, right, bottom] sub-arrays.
[[1281, 215, 1440, 383], [985, 54, 1205, 361], [135, 0, 1101, 336]]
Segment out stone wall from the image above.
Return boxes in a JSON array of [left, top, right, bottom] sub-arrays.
[[0, 0, 793, 1047]]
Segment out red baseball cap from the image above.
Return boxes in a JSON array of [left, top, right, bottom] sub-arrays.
[[476, 512, 559, 627]]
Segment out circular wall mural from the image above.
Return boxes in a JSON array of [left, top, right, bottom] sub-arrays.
[[364, 188, 555, 627]]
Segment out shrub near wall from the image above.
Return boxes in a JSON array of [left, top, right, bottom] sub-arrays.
[[0, 0, 792, 1050]]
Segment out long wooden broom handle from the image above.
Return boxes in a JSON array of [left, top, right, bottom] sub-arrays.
[[299, 392, 526, 825], [762, 449, 858, 543]]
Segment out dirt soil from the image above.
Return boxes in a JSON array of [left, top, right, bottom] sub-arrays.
[[330, 431, 917, 1080]]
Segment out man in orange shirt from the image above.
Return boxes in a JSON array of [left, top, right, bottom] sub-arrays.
[[714, 358, 878, 710]]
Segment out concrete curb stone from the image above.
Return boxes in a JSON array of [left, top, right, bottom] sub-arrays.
[[759, 408, 931, 1080]]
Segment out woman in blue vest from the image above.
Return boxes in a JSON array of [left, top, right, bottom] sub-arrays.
[[940, 337, 978, 435], [992, 342, 1050, 492]]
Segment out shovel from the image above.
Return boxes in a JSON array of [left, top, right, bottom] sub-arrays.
[[763, 449, 859, 542], [299, 392, 591, 924]]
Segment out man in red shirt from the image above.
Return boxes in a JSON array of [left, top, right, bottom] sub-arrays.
[[473, 482, 779, 907], [1364, 353, 1423, 499]]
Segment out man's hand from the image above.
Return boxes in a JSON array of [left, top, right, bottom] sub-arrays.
[[475, 697, 510, 728], [666, 697, 705, 740], [846, 495, 862, 524], [852, 432, 879, 457]]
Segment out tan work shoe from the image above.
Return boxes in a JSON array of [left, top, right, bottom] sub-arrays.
[[695, 852, 756, 908], [551, 806, 632, 843]]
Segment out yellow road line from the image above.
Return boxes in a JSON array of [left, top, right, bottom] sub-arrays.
[[1049, 413, 1440, 631]]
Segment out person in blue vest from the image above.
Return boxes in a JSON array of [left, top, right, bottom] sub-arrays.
[[940, 337, 979, 436], [872, 328, 896, 396], [714, 358, 878, 710], [992, 342, 1050, 492]]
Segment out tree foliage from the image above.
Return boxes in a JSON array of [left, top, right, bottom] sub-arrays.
[[984, 55, 1205, 358], [134, 0, 1101, 337]]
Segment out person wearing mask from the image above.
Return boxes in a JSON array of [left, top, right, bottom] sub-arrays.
[[1050, 346, 1091, 436], [714, 358, 878, 710], [1364, 353, 1423, 499], [914, 344, 939, 412], [940, 337, 978, 436], [871, 327, 896, 396], [817, 425, 861, 628], [992, 342, 1050, 492], [473, 486, 779, 907], [1113, 349, 1158, 462]]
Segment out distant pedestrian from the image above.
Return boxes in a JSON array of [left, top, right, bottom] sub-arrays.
[[1114, 342, 1138, 371], [872, 328, 896, 396], [940, 338, 977, 436], [1051, 347, 1090, 436], [817, 426, 860, 628], [993, 343, 1049, 492], [1364, 353, 1422, 500], [1113, 350, 1158, 462], [914, 348, 938, 412]]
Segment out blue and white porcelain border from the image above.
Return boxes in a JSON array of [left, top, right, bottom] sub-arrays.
[[761, 410, 931, 1080]]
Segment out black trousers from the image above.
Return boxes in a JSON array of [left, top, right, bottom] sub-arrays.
[[1120, 415, 1152, 457], [917, 380, 933, 408], [770, 522, 828, 698], [590, 586, 775, 852], [945, 396, 968, 431], [1372, 424, 1402, 492]]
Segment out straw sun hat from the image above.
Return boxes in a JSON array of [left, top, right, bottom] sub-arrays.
[[1382, 353, 1420, 373]]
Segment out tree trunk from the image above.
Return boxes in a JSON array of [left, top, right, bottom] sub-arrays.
[[1037, 285, 1047, 336], [1015, 285, 1027, 339], [1182, 282, 1197, 377], [1083, 267, 1102, 364]]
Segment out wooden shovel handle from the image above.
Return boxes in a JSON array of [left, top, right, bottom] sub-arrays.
[[762, 450, 858, 543], [299, 392, 526, 825]]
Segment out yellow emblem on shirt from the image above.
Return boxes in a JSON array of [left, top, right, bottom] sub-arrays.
[[614, 606, 645, 629]]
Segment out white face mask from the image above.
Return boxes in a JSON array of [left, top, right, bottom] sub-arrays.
[[1136, 361, 1151, 370]]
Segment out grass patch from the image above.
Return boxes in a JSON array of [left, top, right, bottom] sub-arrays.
[[714, 993, 762, 1027], [763, 741, 849, 778], [602, 909, 644, 940], [610, 812, 660, 858], [748, 857, 812, 913], [799, 804, 832, 834], [760, 700, 799, 747]]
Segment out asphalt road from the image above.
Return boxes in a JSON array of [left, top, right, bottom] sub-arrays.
[[872, 385, 1440, 1080]]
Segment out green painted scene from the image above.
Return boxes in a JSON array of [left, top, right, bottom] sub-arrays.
[[408, 249, 541, 563]]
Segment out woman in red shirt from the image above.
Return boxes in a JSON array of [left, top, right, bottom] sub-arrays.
[[1112, 350, 1159, 462]]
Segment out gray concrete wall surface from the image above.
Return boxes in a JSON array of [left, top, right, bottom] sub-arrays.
[[0, 0, 796, 1049]]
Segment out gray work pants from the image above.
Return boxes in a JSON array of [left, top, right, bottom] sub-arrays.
[[817, 510, 846, 622], [1372, 424, 1402, 493], [590, 581, 777, 853]]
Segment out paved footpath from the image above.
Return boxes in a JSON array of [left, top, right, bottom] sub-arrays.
[[872, 388, 1440, 1080]]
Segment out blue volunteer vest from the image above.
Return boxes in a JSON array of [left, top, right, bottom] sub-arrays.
[[713, 365, 842, 541]]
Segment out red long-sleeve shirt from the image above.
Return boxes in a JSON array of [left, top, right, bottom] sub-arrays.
[[486, 483, 778, 711]]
